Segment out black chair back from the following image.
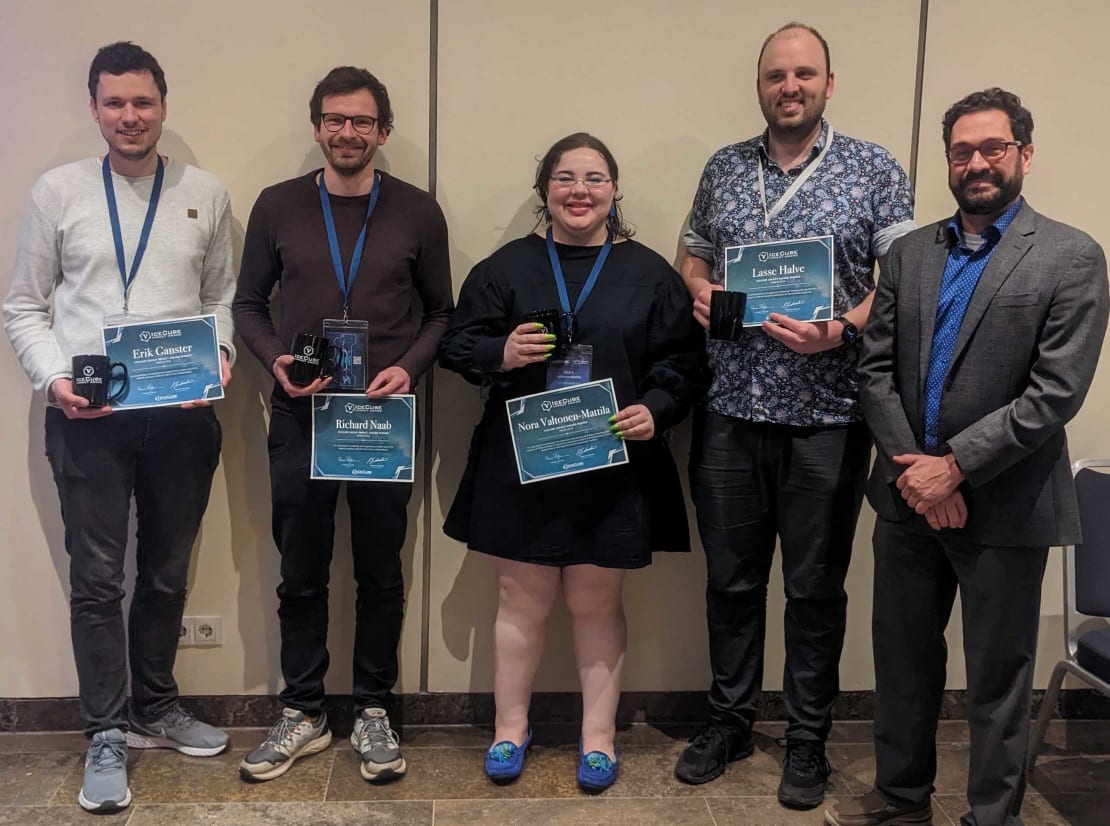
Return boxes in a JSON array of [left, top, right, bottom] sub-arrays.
[[1075, 466, 1110, 618]]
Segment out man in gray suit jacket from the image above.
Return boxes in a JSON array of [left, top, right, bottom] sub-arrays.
[[827, 89, 1109, 826]]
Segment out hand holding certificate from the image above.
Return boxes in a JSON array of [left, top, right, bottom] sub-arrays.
[[311, 394, 416, 482], [506, 378, 629, 484], [723, 235, 835, 326], [102, 314, 224, 409]]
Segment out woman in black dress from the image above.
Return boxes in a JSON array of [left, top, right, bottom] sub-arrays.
[[440, 133, 705, 791]]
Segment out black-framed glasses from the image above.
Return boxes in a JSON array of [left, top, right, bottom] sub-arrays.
[[549, 174, 612, 189], [320, 113, 378, 135], [946, 139, 1022, 166]]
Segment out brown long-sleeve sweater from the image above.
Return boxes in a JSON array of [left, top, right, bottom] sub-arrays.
[[233, 169, 453, 402]]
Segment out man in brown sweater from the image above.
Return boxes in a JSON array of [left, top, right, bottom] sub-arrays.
[[232, 65, 452, 784]]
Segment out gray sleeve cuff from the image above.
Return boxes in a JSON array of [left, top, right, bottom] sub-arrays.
[[681, 226, 714, 262], [873, 219, 917, 259]]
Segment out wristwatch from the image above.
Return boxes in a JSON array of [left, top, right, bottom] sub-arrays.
[[836, 316, 859, 344]]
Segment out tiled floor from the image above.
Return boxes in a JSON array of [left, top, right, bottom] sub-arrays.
[[0, 720, 1105, 824]]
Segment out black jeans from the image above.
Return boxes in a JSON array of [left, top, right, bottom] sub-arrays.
[[268, 401, 412, 716], [690, 410, 870, 741], [872, 517, 1048, 826], [44, 406, 222, 737]]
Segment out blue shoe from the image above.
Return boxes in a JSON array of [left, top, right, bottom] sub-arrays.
[[577, 745, 619, 792], [484, 729, 532, 783]]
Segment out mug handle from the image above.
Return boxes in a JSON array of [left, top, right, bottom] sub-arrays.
[[107, 362, 129, 403]]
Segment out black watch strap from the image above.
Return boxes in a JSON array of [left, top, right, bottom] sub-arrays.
[[836, 316, 859, 343]]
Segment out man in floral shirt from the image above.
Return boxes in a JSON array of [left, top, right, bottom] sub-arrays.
[[675, 22, 915, 810]]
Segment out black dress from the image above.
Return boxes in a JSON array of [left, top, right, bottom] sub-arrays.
[[440, 233, 708, 569]]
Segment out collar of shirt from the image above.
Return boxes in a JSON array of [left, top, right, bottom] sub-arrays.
[[945, 196, 1025, 253], [756, 119, 831, 173]]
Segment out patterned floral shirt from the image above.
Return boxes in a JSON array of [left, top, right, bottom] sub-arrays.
[[685, 120, 915, 425]]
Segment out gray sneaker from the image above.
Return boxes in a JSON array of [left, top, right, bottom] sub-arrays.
[[350, 707, 406, 781], [127, 703, 230, 757], [239, 708, 332, 782], [78, 728, 131, 812]]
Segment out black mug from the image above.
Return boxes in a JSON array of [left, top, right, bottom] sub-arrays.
[[523, 308, 570, 358], [709, 290, 747, 342], [288, 333, 339, 386], [72, 355, 128, 407]]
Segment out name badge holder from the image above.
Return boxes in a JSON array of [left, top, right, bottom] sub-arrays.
[[323, 318, 369, 392], [542, 228, 612, 391], [318, 171, 379, 392]]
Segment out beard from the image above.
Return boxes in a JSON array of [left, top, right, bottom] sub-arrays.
[[761, 95, 826, 141], [951, 168, 1023, 215], [325, 139, 373, 176]]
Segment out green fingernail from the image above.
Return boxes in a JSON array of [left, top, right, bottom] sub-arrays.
[[543, 352, 552, 359], [608, 415, 616, 423], [545, 343, 555, 351], [535, 323, 547, 332], [545, 334, 557, 341]]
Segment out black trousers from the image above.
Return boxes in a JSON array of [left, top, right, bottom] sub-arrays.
[[44, 406, 222, 737], [690, 410, 870, 741], [873, 516, 1048, 826], [268, 401, 412, 716]]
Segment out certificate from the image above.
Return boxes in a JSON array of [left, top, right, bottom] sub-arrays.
[[723, 235, 835, 326], [506, 378, 629, 485], [311, 394, 416, 483], [102, 314, 224, 409]]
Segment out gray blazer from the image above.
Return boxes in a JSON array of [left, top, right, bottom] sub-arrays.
[[859, 202, 1109, 547]]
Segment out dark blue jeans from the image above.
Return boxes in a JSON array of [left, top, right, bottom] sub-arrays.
[[45, 406, 222, 737], [268, 401, 412, 716], [689, 411, 870, 741]]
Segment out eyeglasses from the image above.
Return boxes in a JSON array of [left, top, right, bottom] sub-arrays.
[[946, 140, 1022, 166], [320, 113, 378, 135], [549, 174, 613, 189]]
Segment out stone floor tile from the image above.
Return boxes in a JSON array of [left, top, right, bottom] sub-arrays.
[[326, 746, 581, 801], [54, 747, 334, 805], [123, 800, 433, 825], [709, 795, 878, 825], [1032, 719, 1110, 757], [1, 732, 89, 753], [0, 752, 80, 806], [0, 805, 132, 824], [1029, 754, 1110, 795], [827, 742, 970, 796], [605, 740, 852, 799], [434, 797, 718, 826], [1025, 793, 1108, 826]]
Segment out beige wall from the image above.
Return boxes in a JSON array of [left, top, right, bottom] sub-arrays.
[[1, 0, 1107, 700]]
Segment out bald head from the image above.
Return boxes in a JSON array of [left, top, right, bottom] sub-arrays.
[[757, 22, 831, 76]]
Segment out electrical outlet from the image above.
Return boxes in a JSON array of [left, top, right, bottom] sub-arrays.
[[179, 616, 195, 647], [194, 616, 223, 646]]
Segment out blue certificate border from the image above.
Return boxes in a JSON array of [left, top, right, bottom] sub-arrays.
[[505, 378, 629, 485], [310, 393, 416, 483], [723, 234, 835, 326], [101, 314, 224, 410]]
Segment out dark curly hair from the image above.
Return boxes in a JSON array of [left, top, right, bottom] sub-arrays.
[[942, 87, 1033, 148]]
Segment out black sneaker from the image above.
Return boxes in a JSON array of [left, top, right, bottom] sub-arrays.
[[778, 738, 831, 809], [673, 722, 754, 784]]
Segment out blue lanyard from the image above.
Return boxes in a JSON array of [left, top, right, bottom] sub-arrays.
[[319, 171, 380, 318], [544, 226, 613, 338], [102, 154, 164, 310]]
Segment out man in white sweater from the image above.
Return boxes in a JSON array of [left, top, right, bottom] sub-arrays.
[[2, 42, 234, 814]]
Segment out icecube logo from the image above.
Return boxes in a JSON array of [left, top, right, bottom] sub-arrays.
[[83, 366, 94, 377], [303, 345, 315, 356], [140, 331, 152, 342]]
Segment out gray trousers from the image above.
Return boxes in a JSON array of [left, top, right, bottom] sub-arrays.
[[872, 515, 1049, 826], [45, 406, 221, 737]]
